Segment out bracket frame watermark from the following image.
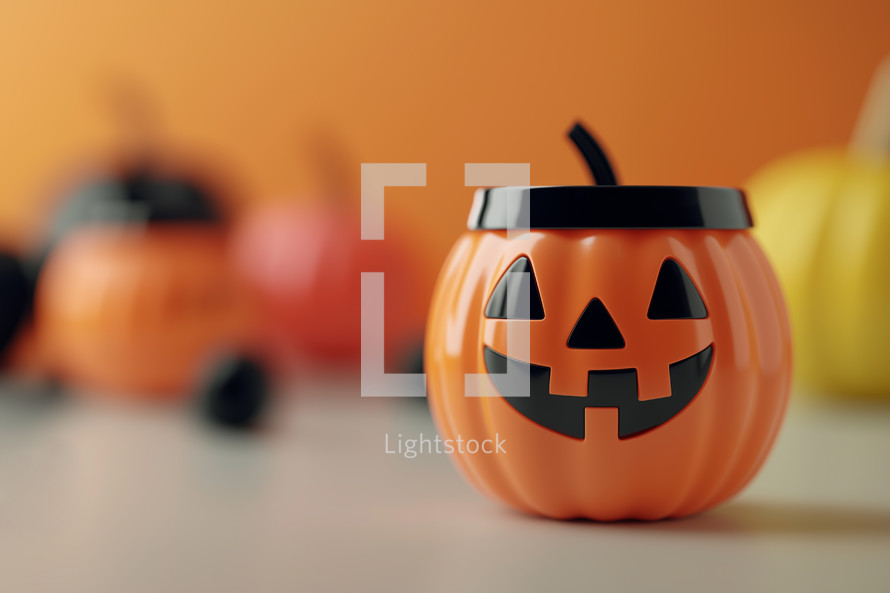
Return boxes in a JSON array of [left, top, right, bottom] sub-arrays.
[[360, 162, 531, 398]]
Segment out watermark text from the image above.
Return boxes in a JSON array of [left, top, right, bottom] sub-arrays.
[[384, 432, 507, 459]]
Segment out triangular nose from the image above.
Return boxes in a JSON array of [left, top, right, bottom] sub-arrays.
[[567, 298, 625, 349]]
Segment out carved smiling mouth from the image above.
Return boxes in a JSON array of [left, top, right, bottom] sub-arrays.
[[483, 344, 714, 439]]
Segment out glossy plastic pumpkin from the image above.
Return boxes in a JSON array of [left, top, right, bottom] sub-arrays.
[[425, 124, 793, 520], [32, 163, 268, 427], [38, 226, 253, 396], [747, 57, 890, 398]]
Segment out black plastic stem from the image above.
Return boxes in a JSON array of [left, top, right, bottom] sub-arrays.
[[568, 123, 619, 186]]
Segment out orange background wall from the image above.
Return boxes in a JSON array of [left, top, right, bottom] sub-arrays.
[[1, 0, 889, 312]]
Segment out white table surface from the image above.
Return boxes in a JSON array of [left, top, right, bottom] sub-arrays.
[[0, 375, 888, 593]]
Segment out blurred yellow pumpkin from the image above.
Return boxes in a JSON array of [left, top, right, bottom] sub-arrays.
[[747, 57, 890, 398]]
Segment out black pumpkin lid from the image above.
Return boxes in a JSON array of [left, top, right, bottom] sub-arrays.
[[26, 165, 224, 286], [468, 123, 752, 231], [51, 167, 222, 230]]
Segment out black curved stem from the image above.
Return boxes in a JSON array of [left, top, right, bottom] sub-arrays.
[[568, 122, 619, 186]]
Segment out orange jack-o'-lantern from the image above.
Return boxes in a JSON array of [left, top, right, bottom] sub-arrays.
[[425, 124, 793, 520], [34, 165, 267, 427]]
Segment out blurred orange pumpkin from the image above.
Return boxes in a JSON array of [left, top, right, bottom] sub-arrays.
[[37, 225, 255, 397]]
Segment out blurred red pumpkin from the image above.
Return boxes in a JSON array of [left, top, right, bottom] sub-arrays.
[[234, 203, 425, 369]]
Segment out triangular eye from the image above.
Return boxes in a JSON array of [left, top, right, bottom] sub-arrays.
[[568, 298, 625, 349], [485, 257, 545, 320], [647, 259, 708, 320]]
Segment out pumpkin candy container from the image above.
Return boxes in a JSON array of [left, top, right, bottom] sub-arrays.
[[33, 160, 269, 429], [425, 123, 793, 521]]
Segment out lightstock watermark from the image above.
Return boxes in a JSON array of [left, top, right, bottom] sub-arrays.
[[384, 432, 507, 459], [359, 162, 532, 400]]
